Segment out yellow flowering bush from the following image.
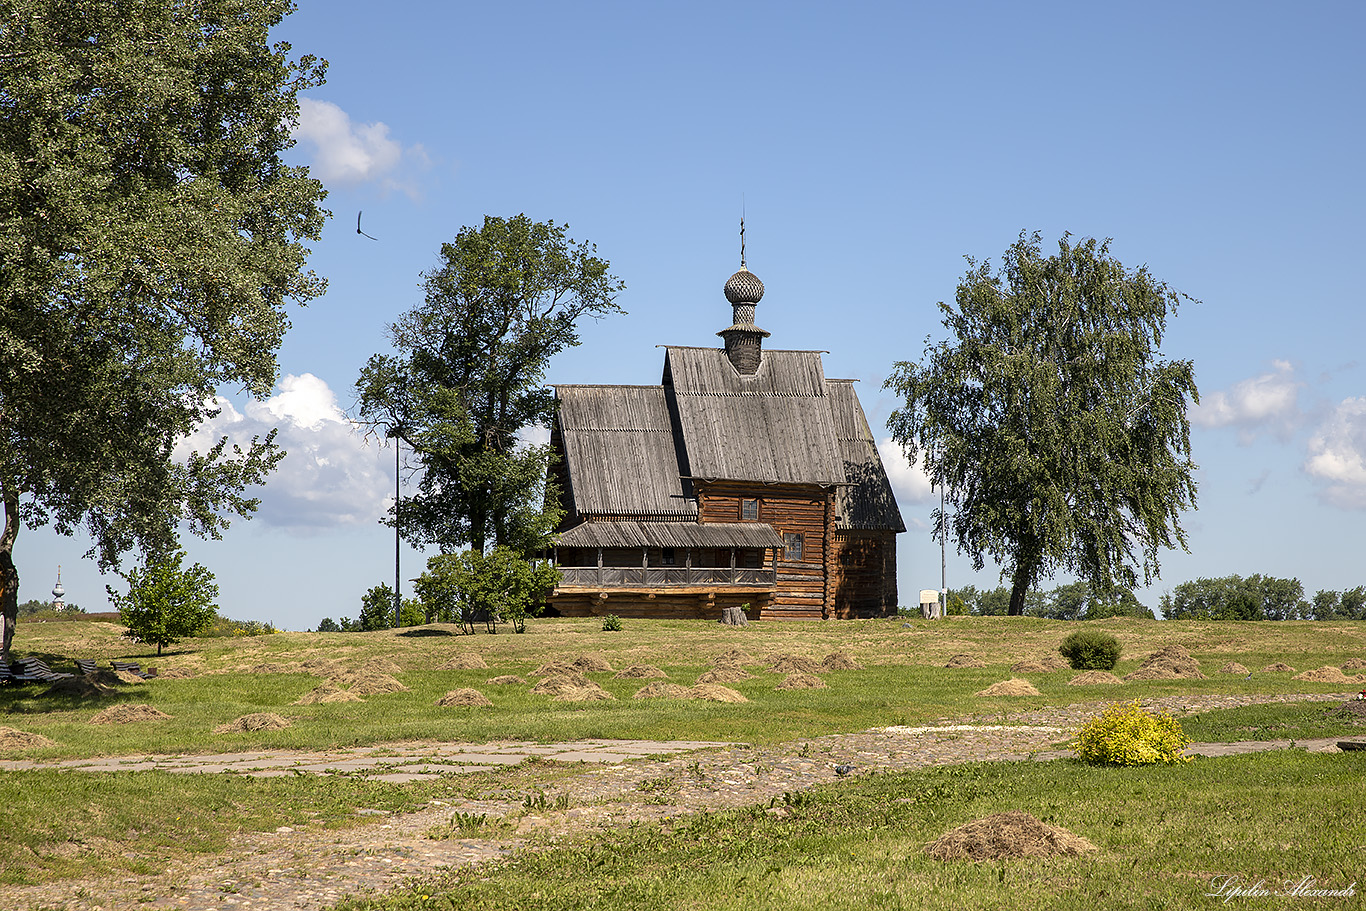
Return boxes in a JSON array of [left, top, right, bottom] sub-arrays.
[[1072, 700, 1191, 766]]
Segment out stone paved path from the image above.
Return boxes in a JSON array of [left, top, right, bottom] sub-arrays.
[[1, 692, 1360, 911]]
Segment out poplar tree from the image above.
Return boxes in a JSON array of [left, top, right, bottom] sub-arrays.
[[886, 232, 1199, 616]]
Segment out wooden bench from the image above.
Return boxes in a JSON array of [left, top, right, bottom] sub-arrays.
[[112, 660, 154, 679]]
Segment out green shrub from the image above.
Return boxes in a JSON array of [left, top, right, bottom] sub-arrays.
[[602, 614, 622, 632], [1058, 628, 1122, 670], [1072, 700, 1190, 765]]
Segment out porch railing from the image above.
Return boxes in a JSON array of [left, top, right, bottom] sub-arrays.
[[555, 566, 776, 587]]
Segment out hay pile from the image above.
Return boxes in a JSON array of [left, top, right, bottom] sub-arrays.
[[156, 667, 198, 679], [1067, 671, 1123, 686], [925, 811, 1099, 860], [552, 682, 614, 702], [43, 676, 115, 699], [1292, 666, 1361, 684], [294, 682, 365, 704], [1342, 658, 1366, 671], [436, 688, 493, 707], [776, 672, 827, 690], [487, 675, 527, 685], [438, 654, 489, 670], [696, 666, 753, 684], [946, 654, 987, 669], [690, 683, 748, 703], [571, 655, 613, 673], [821, 652, 862, 671], [1262, 662, 1296, 673], [769, 654, 822, 675], [1013, 655, 1069, 673], [368, 657, 403, 675], [0, 726, 56, 751], [113, 669, 148, 685], [713, 648, 756, 667], [633, 682, 694, 699], [1219, 662, 1250, 675], [975, 678, 1040, 697], [1124, 645, 1206, 681], [334, 672, 409, 696], [89, 704, 171, 724], [214, 713, 291, 734], [613, 665, 667, 679], [533, 660, 577, 677], [530, 669, 590, 694]]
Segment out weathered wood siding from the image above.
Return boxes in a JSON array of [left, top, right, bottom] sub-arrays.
[[696, 480, 831, 620], [828, 530, 898, 618], [548, 589, 772, 620]]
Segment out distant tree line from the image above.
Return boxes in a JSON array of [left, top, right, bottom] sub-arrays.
[[945, 582, 1155, 620], [1160, 575, 1366, 621]]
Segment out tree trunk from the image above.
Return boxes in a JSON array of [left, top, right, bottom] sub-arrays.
[[0, 484, 20, 661], [1008, 562, 1034, 616]]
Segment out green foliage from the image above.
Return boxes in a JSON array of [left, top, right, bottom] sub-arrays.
[[1160, 574, 1308, 620], [315, 617, 342, 633], [602, 613, 623, 632], [200, 617, 276, 638], [1307, 585, 1366, 620], [107, 550, 219, 655], [355, 215, 624, 555], [0, 0, 326, 656], [885, 232, 1198, 615], [1072, 700, 1190, 765], [414, 547, 559, 634], [1026, 581, 1154, 620], [18, 599, 83, 615], [1058, 629, 1122, 670]]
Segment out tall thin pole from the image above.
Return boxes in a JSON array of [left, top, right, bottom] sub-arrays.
[[940, 484, 947, 615], [394, 435, 401, 629]]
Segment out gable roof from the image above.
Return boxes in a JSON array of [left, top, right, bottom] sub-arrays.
[[827, 379, 907, 532], [663, 347, 844, 485], [553, 385, 696, 520]]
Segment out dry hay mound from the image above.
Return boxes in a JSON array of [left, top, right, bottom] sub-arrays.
[[1011, 659, 1055, 674], [0, 727, 56, 751], [335, 672, 408, 696], [533, 660, 578, 677], [1219, 662, 1250, 675], [438, 654, 489, 670], [769, 654, 823, 675], [317, 690, 365, 704], [1343, 658, 1366, 671], [155, 667, 198, 679], [1124, 645, 1206, 681], [976, 678, 1041, 697], [776, 672, 827, 690], [946, 654, 987, 669], [530, 670, 590, 695], [571, 655, 614, 673], [1292, 665, 1358, 684], [925, 811, 1099, 861], [436, 688, 493, 707], [696, 666, 754, 684], [113, 669, 148, 685], [42, 676, 115, 699], [300, 658, 345, 676], [487, 675, 527, 685], [633, 682, 695, 700], [613, 664, 667, 679], [368, 657, 403, 675], [821, 652, 863, 671], [214, 712, 291, 734], [1067, 671, 1123, 686], [552, 681, 615, 703], [713, 648, 756, 667], [690, 683, 748, 703], [294, 682, 365, 705], [1262, 662, 1296, 673], [89, 704, 171, 724]]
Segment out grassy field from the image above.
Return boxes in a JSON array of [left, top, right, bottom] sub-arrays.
[[3, 614, 1365, 902]]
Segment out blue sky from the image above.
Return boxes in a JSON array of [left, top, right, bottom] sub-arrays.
[[23, 1, 1366, 629]]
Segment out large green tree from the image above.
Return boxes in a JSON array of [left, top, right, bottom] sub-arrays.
[[0, 0, 327, 658], [886, 232, 1199, 616], [356, 215, 623, 555]]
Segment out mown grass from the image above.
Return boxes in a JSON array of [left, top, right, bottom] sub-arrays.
[[335, 750, 1366, 911]]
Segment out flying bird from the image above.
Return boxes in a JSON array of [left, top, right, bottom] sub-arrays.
[[357, 211, 378, 241]]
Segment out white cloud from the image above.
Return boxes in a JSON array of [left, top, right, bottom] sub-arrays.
[[877, 437, 934, 503], [176, 374, 393, 530], [292, 98, 427, 195], [1190, 360, 1303, 442], [1304, 397, 1366, 509]]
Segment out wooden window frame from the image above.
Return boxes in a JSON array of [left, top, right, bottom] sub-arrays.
[[783, 532, 804, 562], [741, 498, 759, 521]]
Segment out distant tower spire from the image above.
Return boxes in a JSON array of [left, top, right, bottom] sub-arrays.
[[52, 565, 65, 612]]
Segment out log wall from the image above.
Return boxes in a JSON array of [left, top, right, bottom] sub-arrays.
[[547, 589, 772, 620], [828, 530, 898, 618]]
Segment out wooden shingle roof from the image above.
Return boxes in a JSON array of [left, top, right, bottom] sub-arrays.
[[826, 380, 906, 532], [663, 347, 844, 485], [554, 521, 785, 550], [554, 385, 697, 520]]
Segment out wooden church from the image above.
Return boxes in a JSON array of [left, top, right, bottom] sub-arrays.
[[545, 249, 904, 621]]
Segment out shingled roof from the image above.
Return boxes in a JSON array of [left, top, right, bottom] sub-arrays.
[[827, 379, 906, 532]]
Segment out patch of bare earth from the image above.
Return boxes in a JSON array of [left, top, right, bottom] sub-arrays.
[[1067, 671, 1122, 686], [925, 811, 1099, 861], [1325, 701, 1366, 724], [975, 679, 1040, 697], [89, 704, 171, 724], [0, 726, 56, 750], [435, 688, 492, 707], [1125, 644, 1206, 681], [213, 713, 291, 734]]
